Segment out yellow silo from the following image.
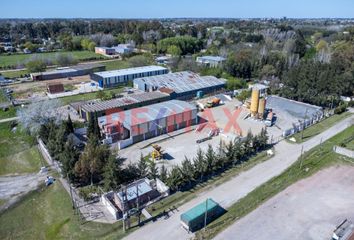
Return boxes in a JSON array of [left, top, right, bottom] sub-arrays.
[[250, 88, 259, 115], [258, 98, 265, 118]]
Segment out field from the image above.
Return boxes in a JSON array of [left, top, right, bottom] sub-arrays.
[[59, 86, 124, 105], [0, 90, 8, 103], [0, 51, 106, 69], [291, 111, 352, 143], [0, 182, 128, 240], [0, 122, 43, 175], [196, 125, 354, 239], [99, 59, 131, 71]]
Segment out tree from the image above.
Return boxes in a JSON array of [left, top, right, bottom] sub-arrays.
[[17, 99, 62, 135], [24, 41, 38, 52], [128, 55, 153, 67], [148, 160, 158, 180], [193, 148, 206, 181], [60, 138, 80, 182], [96, 90, 109, 100], [180, 157, 195, 188], [167, 45, 182, 56], [75, 135, 109, 185], [26, 57, 47, 73], [65, 114, 74, 134], [103, 154, 122, 191], [166, 166, 183, 191], [137, 153, 148, 178], [55, 53, 77, 67], [237, 90, 251, 103], [224, 140, 235, 166], [205, 144, 215, 175], [87, 112, 101, 140], [159, 165, 168, 182]]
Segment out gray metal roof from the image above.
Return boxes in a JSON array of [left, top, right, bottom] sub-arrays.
[[98, 100, 197, 129], [117, 178, 153, 202], [197, 56, 226, 62], [81, 91, 169, 113], [93, 65, 167, 79], [134, 71, 226, 94]]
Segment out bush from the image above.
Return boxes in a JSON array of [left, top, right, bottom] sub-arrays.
[[334, 103, 347, 114], [78, 185, 100, 201]]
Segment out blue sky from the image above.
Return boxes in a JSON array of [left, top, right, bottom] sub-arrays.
[[1, 0, 354, 18]]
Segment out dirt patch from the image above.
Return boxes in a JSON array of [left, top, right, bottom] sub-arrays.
[[215, 165, 354, 240], [0, 173, 48, 213]]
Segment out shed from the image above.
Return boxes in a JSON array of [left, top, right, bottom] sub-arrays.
[[47, 83, 64, 94], [180, 198, 224, 232]]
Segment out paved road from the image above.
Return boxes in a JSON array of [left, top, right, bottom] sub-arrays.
[[124, 115, 354, 240], [0, 117, 18, 123]]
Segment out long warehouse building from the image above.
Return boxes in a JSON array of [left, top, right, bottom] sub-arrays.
[[133, 71, 226, 100], [98, 100, 198, 146], [80, 91, 170, 121], [90, 65, 168, 88]]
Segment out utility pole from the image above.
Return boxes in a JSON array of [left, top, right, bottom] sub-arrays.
[[299, 145, 304, 169], [122, 185, 127, 232], [204, 198, 208, 232]]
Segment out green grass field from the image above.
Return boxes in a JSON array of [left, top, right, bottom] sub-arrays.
[[99, 59, 131, 71], [291, 112, 352, 143], [0, 122, 43, 175], [196, 125, 354, 239], [0, 107, 17, 120], [0, 51, 106, 69], [0, 69, 28, 78], [0, 182, 129, 240], [59, 87, 124, 105], [0, 90, 8, 103]]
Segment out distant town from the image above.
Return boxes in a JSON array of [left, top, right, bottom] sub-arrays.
[[0, 15, 354, 240]]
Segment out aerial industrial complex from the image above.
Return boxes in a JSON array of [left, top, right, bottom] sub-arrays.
[[79, 91, 170, 121], [133, 71, 226, 99], [98, 99, 198, 146]]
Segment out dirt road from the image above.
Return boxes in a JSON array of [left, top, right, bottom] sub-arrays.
[[0, 173, 47, 212], [124, 115, 354, 240], [214, 166, 354, 240]]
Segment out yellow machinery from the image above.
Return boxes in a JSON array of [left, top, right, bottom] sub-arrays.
[[250, 88, 259, 116], [258, 98, 266, 118], [151, 144, 164, 161]]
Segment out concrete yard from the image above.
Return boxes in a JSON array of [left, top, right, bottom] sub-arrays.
[[119, 98, 265, 169], [215, 166, 354, 240]]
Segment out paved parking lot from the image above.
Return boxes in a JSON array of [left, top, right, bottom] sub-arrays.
[[215, 166, 354, 240]]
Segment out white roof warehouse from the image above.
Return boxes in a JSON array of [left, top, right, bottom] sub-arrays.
[[90, 65, 168, 88]]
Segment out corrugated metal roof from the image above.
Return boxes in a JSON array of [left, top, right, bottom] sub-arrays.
[[98, 100, 197, 129], [134, 71, 226, 94], [117, 178, 153, 202], [181, 198, 219, 223], [81, 91, 169, 113], [197, 56, 226, 62], [93, 65, 167, 79]]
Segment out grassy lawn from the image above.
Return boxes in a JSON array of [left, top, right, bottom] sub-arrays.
[[99, 59, 131, 71], [0, 182, 131, 240], [291, 112, 352, 143], [0, 90, 9, 104], [0, 51, 106, 69], [0, 122, 43, 175], [147, 151, 271, 217], [195, 125, 354, 239], [0, 69, 29, 78], [59, 86, 125, 105], [0, 107, 17, 120]]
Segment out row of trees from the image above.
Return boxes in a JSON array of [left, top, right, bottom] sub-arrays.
[[165, 129, 269, 191]]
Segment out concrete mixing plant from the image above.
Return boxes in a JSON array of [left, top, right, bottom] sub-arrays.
[[250, 84, 268, 119]]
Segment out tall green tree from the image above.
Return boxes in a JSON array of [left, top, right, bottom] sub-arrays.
[[137, 153, 148, 178], [159, 165, 168, 183], [148, 160, 158, 180], [180, 157, 195, 187], [103, 154, 123, 191], [60, 138, 80, 182]]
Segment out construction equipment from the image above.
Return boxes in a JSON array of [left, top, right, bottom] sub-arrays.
[[206, 98, 221, 108], [264, 111, 274, 127], [151, 144, 164, 161]]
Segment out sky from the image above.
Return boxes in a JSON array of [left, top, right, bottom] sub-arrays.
[[1, 0, 354, 19]]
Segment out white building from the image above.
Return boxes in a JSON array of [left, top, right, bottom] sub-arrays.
[[90, 65, 168, 88], [196, 56, 226, 67]]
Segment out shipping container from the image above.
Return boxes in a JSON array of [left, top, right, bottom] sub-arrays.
[[180, 198, 224, 232]]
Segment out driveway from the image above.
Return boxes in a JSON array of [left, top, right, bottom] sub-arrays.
[[123, 115, 354, 240]]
